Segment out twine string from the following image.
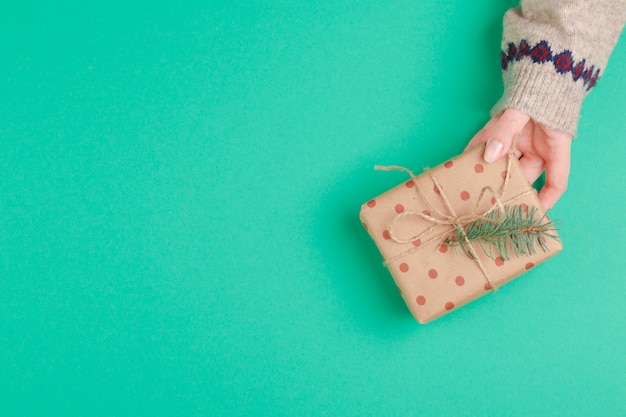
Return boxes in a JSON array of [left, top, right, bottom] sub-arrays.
[[425, 172, 496, 291], [376, 140, 527, 291]]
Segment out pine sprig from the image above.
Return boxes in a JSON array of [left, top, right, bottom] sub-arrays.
[[443, 205, 559, 260]]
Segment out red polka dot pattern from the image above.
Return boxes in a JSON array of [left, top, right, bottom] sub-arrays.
[[359, 147, 555, 323]]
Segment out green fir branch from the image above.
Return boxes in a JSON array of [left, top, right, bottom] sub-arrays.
[[443, 205, 559, 260]]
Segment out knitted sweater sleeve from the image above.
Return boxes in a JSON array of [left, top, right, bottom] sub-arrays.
[[491, 0, 626, 137]]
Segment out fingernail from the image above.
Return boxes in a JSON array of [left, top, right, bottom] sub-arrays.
[[484, 140, 504, 163]]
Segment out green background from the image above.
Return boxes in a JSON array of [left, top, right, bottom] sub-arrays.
[[2, 1, 625, 415]]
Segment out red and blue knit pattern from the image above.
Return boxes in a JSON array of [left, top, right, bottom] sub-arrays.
[[501, 39, 600, 90]]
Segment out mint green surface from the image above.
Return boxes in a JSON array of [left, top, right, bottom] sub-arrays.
[[2, 1, 625, 416]]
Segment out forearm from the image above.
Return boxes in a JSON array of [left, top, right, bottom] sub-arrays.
[[492, 0, 626, 137]]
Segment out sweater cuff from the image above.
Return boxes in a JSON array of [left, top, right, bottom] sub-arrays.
[[490, 60, 588, 138]]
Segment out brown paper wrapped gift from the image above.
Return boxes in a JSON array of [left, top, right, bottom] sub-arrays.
[[360, 144, 562, 323]]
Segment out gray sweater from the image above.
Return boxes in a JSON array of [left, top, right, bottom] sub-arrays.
[[491, 0, 626, 137]]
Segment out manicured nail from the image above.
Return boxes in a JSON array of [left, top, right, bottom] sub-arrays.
[[484, 140, 504, 163]]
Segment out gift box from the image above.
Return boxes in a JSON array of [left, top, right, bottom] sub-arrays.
[[360, 144, 562, 323]]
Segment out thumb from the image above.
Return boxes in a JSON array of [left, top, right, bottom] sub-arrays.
[[483, 109, 530, 163]]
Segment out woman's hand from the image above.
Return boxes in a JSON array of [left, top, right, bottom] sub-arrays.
[[465, 108, 573, 210]]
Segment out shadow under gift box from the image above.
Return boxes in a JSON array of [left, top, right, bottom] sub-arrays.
[[359, 145, 562, 324]]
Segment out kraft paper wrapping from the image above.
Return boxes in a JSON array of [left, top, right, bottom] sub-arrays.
[[360, 145, 562, 323]]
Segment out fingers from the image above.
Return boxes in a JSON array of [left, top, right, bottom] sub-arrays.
[[518, 155, 545, 185], [516, 122, 544, 184], [465, 109, 571, 210], [465, 117, 500, 151], [483, 109, 530, 163], [537, 137, 571, 210], [538, 162, 569, 210]]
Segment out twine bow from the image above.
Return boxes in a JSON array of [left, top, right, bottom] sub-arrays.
[[376, 143, 533, 291]]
